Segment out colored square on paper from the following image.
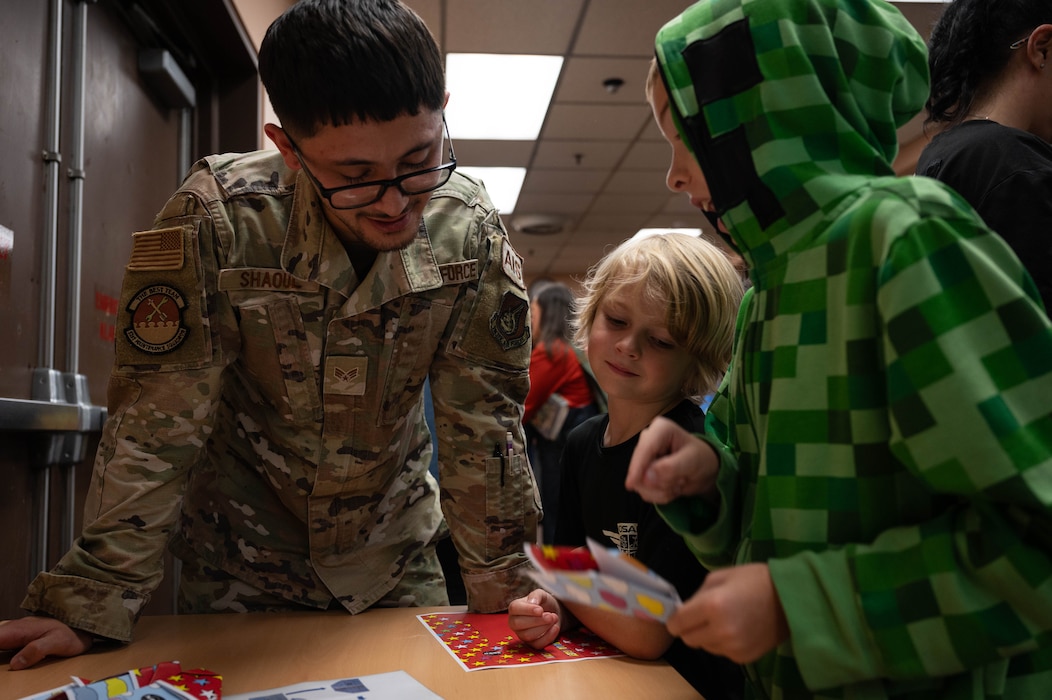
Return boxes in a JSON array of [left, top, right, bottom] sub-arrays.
[[417, 611, 624, 671]]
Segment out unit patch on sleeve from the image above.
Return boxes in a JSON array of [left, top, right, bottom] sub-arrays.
[[124, 284, 188, 354], [116, 222, 210, 369], [489, 291, 530, 350]]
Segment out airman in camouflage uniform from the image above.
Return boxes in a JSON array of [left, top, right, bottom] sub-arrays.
[[3, 0, 539, 663]]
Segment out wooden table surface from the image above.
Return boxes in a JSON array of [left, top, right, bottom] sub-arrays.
[[4, 607, 701, 698]]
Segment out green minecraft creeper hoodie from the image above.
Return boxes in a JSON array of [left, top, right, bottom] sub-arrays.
[[654, 0, 1052, 697]]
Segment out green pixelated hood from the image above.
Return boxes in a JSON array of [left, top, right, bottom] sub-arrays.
[[654, 0, 929, 270]]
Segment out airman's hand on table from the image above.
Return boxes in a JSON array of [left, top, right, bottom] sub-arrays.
[[0, 616, 93, 670]]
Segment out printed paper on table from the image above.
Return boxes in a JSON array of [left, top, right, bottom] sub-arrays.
[[224, 671, 442, 699], [418, 611, 623, 671], [524, 538, 682, 623]]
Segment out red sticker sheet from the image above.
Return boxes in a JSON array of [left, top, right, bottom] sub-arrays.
[[417, 611, 624, 671]]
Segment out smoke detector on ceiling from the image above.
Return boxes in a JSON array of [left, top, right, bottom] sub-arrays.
[[513, 214, 565, 235]]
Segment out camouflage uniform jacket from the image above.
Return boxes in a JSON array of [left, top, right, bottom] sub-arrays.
[[23, 151, 540, 642], [655, 1, 1052, 698]]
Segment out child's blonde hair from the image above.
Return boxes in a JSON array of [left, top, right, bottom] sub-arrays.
[[573, 233, 744, 402]]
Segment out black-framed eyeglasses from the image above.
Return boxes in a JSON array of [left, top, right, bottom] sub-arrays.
[[287, 115, 456, 210]]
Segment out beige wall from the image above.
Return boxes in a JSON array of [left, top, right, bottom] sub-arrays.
[[230, 0, 294, 147]]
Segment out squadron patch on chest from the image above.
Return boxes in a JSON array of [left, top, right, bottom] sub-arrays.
[[124, 284, 188, 354], [489, 291, 530, 350]]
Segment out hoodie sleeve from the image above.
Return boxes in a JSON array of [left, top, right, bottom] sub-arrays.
[[772, 209, 1052, 690]]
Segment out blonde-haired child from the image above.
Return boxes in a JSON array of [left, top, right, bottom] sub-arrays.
[[508, 232, 745, 698]]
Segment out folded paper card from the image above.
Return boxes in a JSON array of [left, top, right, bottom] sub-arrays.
[[18, 661, 221, 700], [524, 538, 682, 623]]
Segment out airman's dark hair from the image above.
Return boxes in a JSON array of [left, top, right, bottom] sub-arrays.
[[258, 0, 445, 138]]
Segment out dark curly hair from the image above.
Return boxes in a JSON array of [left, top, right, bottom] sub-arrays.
[[926, 0, 1048, 127]]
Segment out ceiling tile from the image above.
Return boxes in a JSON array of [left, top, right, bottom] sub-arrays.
[[572, 0, 698, 57], [530, 140, 628, 170], [553, 56, 654, 104], [575, 212, 650, 233], [603, 169, 669, 194], [522, 168, 610, 193], [452, 139, 535, 167], [442, 0, 584, 54], [621, 140, 671, 170], [637, 118, 665, 142], [546, 243, 620, 274], [541, 104, 652, 140], [513, 191, 595, 215], [589, 191, 668, 215]]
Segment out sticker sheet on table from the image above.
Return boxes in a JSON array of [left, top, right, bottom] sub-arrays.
[[418, 611, 624, 671]]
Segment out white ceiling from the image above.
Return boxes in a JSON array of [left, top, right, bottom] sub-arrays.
[[235, 0, 950, 285]]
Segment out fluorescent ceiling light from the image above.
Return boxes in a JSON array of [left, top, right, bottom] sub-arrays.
[[456, 166, 527, 214], [445, 53, 563, 140], [632, 228, 703, 240]]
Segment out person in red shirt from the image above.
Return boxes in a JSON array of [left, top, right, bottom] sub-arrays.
[[525, 282, 599, 543]]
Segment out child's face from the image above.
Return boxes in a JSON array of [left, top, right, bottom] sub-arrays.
[[586, 282, 694, 410], [649, 78, 716, 222]]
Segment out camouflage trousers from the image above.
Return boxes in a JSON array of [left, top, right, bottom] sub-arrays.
[[176, 541, 450, 614]]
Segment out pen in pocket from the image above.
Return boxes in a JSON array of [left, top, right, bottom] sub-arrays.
[[494, 441, 506, 486], [504, 431, 514, 486]]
